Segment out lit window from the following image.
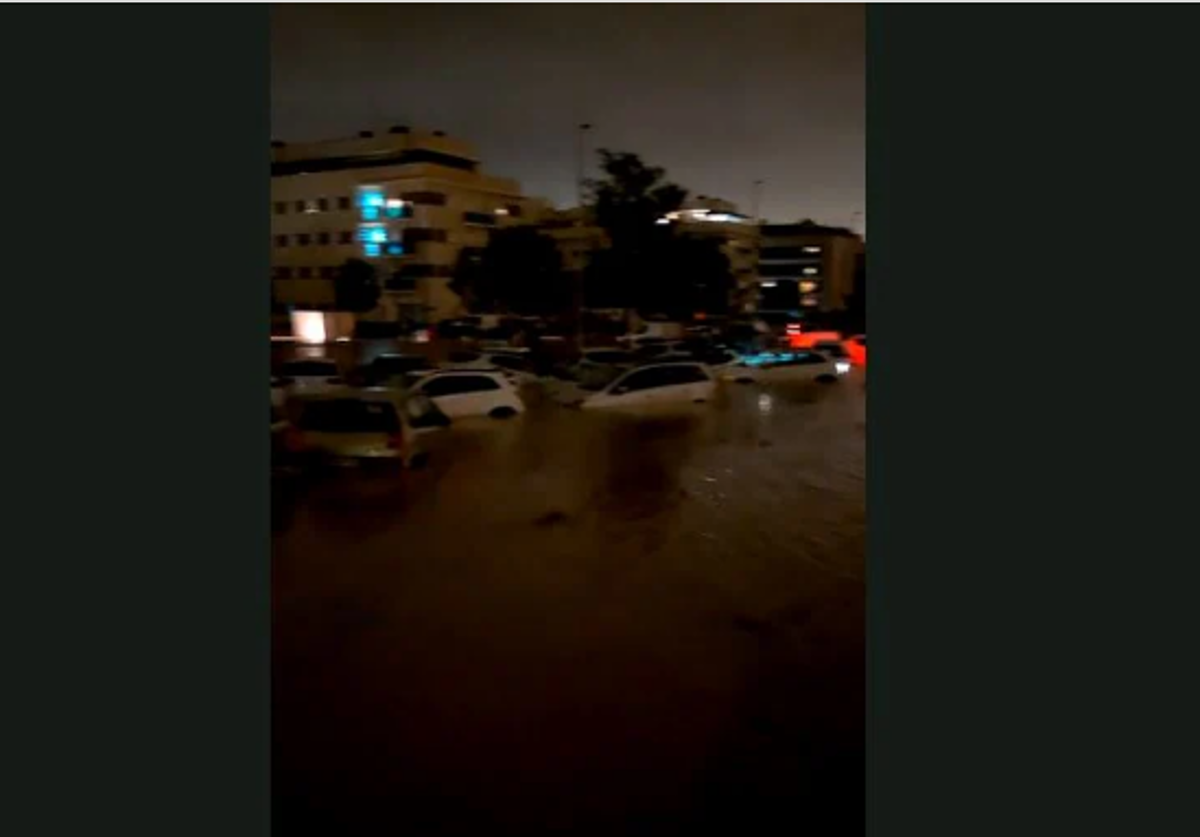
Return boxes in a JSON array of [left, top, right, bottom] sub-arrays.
[[799, 281, 818, 293], [361, 206, 380, 221], [801, 295, 819, 307], [802, 246, 821, 254], [358, 224, 388, 244], [385, 243, 404, 256], [384, 199, 411, 219], [494, 206, 510, 216], [802, 267, 818, 275], [760, 281, 778, 288], [363, 243, 382, 258]]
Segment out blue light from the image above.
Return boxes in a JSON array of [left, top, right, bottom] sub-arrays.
[[361, 206, 380, 221], [363, 243, 382, 257], [385, 243, 404, 256], [358, 224, 387, 244], [358, 189, 385, 209]]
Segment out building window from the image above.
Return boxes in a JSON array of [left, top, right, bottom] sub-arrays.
[[463, 210, 496, 226], [507, 204, 522, 218], [317, 197, 329, 212], [799, 280, 818, 294], [802, 266, 818, 275], [319, 266, 335, 279], [338, 196, 351, 210], [384, 199, 412, 219], [401, 191, 447, 206], [339, 231, 353, 244], [317, 232, 330, 245], [274, 234, 288, 247], [802, 245, 821, 254], [298, 267, 313, 279], [297, 233, 311, 246], [274, 266, 292, 280], [801, 295, 819, 307], [403, 228, 448, 245], [294, 200, 305, 213], [273, 202, 287, 215]]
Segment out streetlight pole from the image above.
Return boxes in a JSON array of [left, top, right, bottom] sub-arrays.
[[575, 123, 592, 350]]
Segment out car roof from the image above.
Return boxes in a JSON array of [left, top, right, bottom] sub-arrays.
[[288, 386, 401, 403], [421, 367, 508, 378]]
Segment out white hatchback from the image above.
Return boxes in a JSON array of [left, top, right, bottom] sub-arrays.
[[407, 369, 526, 419], [580, 361, 716, 410]]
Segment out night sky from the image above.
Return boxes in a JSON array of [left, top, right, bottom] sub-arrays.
[[271, 4, 863, 228]]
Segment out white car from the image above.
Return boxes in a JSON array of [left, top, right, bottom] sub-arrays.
[[407, 369, 526, 419], [277, 357, 343, 391], [812, 340, 853, 376], [727, 350, 842, 384], [579, 361, 716, 410]]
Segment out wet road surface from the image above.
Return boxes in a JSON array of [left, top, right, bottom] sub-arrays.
[[273, 371, 865, 836]]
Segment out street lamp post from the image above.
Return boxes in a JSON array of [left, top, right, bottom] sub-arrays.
[[575, 123, 592, 349]]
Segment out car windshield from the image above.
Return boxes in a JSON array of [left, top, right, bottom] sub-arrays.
[[297, 399, 400, 434], [281, 360, 337, 377]]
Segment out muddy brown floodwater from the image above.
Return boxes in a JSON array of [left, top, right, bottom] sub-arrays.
[[272, 370, 865, 836]]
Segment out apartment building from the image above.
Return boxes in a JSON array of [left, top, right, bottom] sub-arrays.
[[271, 127, 547, 323], [757, 220, 864, 313], [660, 196, 760, 311]]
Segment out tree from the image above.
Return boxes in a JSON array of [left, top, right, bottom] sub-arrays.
[[334, 258, 380, 313], [452, 227, 569, 317], [583, 150, 734, 317]]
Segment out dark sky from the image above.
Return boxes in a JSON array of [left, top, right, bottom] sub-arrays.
[[271, 4, 863, 227]]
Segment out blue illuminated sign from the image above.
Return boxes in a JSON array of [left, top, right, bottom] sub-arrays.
[[363, 243, 382, 257]]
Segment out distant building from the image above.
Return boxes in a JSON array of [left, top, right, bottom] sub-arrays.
[[270, 127, 548, 323], [757, 220, 864, 314], [661, 196, 760, 312]]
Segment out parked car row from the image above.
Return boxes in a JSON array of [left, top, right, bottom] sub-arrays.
[[271, 335, 863, 472]]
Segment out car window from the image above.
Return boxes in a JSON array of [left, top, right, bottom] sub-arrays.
[[616, 366, 680, 392], [448, 350, 481, 364], [789, 352, 827, 366], [666, 364, 710, 384], [420, 374, 501, 397], [281, 360, 338, 377], [297, 399, 399, 434]]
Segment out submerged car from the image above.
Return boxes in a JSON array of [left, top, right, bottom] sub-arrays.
[[363, 353, 438, 387], [406, 369, 526, 419], [726, 350, 842, 384], [579, 361, 716, 410], [812, 340, 853, 376], [282, 388, 449, 469]]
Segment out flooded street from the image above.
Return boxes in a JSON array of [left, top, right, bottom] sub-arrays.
[[273, 371, 865, 835]]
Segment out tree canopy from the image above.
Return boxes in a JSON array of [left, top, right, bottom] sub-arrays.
[[451, 227, 568, 317], [334, 258, 381, 313]]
